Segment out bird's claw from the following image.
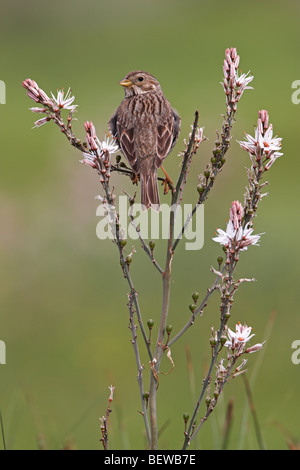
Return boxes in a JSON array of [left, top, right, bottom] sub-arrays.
[[131, 173, 139, 185]]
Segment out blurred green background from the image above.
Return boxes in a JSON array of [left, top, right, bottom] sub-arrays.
[[0, 0, 299, 450]]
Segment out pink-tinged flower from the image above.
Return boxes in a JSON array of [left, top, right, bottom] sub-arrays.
[[222, 48, 254, 102], [80, 152, 98, 168], [99, 133, 119, 155], [29, 107, 48, 113], [245, 343, 265, 354], [224, 322, 264, 356], [50, 88, 77, 111], [33, 116, 51, 128], [84, 121, 98, 151], [227, 322, 255, 345], [213, 201, 262, 251], [238, 110, 283, 168], [236, 71, 254, 93], [230, 200, 244, 230], [213, 222, 262, 251], [22, 78, 51, 105]]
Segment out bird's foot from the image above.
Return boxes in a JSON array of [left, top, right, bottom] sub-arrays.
[[161, 166, 173, 194], [130, 172, 139, 185]]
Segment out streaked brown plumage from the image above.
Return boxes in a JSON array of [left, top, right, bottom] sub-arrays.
[[109, 71, 181, 209]]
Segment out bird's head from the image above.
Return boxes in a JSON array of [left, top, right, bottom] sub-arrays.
[[119, 71, 162, 97]]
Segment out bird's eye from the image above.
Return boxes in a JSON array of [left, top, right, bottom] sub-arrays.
[[138, 77, 144, 82]]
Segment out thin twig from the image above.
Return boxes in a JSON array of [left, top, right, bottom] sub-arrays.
[[128, 294, 151, 446], [127, 202, 164, 275]]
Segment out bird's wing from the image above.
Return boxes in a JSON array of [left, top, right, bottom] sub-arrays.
[[117, 124, 138, 171], [155, 108, 181, 169], [170, 108, 181, 151], [109, 111, 138, 171]]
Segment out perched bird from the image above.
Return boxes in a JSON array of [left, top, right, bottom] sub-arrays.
[[109, 71, 181, 209]]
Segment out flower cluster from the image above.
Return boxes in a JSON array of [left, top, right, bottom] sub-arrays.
[[81, 122, 118, 184], [22, 78, 77, 128], [224, 322, 264, 357], [238, 109, 283, 171], [222, 48, 254, 113], [22, 79, 119, 186], [213, 200, 262, 253]]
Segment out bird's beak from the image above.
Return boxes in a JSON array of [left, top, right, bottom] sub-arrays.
[[119, 79, 133, 87]]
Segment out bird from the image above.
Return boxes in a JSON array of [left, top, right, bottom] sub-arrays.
[[109, 71, 181, 210]]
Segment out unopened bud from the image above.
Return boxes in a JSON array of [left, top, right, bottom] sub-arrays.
[[147, 319, 154, 329], [149, 240, 155, 250], [125, 255, 132, 265], [197, 185, 205, 194]]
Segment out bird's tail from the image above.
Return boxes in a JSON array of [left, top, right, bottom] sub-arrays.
[[140, 168, 160, 211]]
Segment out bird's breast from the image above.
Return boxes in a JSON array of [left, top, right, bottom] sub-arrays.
[[126, 94, 165, 123]]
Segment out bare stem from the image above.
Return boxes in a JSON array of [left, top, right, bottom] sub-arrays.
[[148, 111, 199, 450], [128, 294, 151, 446], [128, 203, 164, 275]]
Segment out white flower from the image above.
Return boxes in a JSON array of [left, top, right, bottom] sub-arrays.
[[99, 133, 119, 155], [225, 322, 265, 356], [238, 119, 283, 165], [225, 322, 255, 356], [51, 88, 77, 111], [213, 220, 236, 246], [236, 71, 254, 92], [80, 152, 97, 168], [237, 224, 262, 251], [213, 221, 262, 251]]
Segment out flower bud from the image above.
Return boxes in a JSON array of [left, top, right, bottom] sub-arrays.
[[205, 397, 211, 406], [197, 185, 205, 194], [116, 155, 121, 163], [147, 319, 154, 329], [166, 324, 173, 334], [149, 240, 155, 250], [189, 304, 196, 313], [183, 413, 189, 422], [220, 336, 227, 345], [192, 292, 199, 302]]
